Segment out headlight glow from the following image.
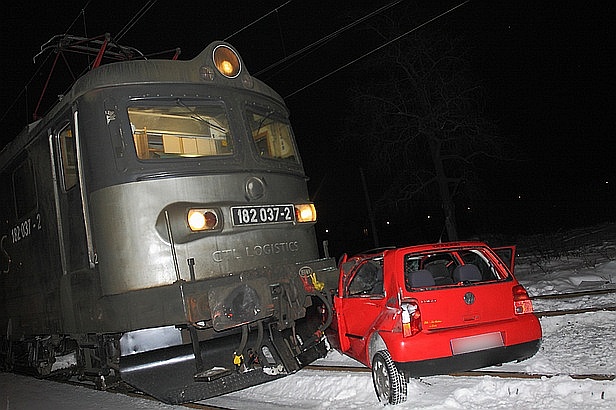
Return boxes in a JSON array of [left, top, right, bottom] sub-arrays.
[[188, 209, 219, 231], [220, 60, 234, 76], [295, 203, 317, 223]]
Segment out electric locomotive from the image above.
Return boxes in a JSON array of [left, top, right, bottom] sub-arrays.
[[0, 39, 336, 404]]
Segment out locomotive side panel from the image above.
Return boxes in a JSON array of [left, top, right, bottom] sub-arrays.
[[0, 129, 65, 339]]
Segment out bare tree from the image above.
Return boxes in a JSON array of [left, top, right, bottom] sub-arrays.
[[346, 16, 509, 241]]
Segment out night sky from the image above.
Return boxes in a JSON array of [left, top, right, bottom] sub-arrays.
[[1, 1, 614, 254]]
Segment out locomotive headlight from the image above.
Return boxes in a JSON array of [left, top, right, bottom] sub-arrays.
[[213, 45, 241, 78], [295, 203, 317, 223], [220, 60, 234, 76], [188, 209, 219, 231]]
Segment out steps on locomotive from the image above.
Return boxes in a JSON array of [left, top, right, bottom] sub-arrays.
[[119, 325, 327, 404]]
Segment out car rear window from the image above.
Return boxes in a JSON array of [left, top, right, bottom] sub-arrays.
[[404, 249, 504, 291]]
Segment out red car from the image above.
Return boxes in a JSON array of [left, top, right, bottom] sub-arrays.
[[328, 241, 542, 405]]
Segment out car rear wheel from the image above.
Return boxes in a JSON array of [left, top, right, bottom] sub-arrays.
[[371, 350, 407, 405]]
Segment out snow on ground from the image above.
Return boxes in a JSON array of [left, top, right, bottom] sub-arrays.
[[2, 227, 616, 409], [0, 372, 179, 410], [200, 311, 616, 410]]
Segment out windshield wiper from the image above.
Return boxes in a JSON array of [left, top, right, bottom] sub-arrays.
[[176, 98, 227, 133]]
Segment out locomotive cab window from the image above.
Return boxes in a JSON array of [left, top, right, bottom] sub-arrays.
[[58, 125, 78, 191], [128, 104, 233, 160], [247, 109, 299, 163]]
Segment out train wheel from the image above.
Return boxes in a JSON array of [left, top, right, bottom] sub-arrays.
[[371, 350, 407, 405]]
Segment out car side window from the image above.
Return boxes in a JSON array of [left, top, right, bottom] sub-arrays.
[[346, 260, 384, 296]]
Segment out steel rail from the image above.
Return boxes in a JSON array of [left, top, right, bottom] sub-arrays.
[[304, 365, 615, 381], [535, 305, 616, 317], [530, 288, 616, 300]]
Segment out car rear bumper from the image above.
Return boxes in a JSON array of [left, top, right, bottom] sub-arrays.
[[394, 339, 541, 378]]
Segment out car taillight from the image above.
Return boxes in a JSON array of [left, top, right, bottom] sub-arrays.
[[512, 284, 534, 315], [401, 301, 422, 337]]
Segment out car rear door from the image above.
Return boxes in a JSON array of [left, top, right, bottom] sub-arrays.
[[493, 246, 516, 273], [415, 280, 515, 333]]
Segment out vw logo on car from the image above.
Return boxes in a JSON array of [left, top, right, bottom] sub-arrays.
[[464, 292, 476, 305]]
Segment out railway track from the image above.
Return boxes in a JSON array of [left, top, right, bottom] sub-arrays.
[[530, 287, 616, 300], [535, 305, 616, 317], [304, 364, 615, 381], [51, 359, 615, 410], [530, 287, 616, 317], [32, 291, 616, 409]]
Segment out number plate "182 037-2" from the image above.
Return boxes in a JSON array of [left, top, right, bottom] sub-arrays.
[[231, 204, 295, 226]]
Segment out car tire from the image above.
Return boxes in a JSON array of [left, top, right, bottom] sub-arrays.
[[371, 350, 407, 405]]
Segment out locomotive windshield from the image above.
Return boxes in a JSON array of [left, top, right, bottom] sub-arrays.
[[128, 103, 233, 160], [127, 103, 300, 165], [247, 108, 299, 164]]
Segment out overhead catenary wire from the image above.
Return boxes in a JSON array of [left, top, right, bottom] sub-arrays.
[[284, 0, 471, 99], [115, 0, 158, 42], [4, 0, 286, 128], [0, 0, 96, 127], [0, 0, 158, 130], [254, 0, 405, 78], [4, 0, 297, 136], [64, 0, 93, 37], [224, 1, 293, 41], [2, 1, 468, 132]]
